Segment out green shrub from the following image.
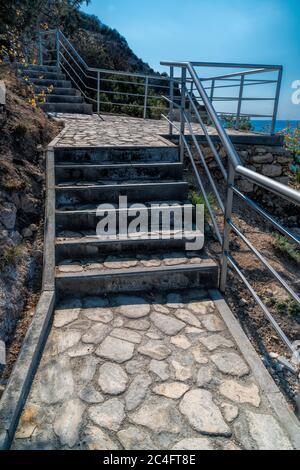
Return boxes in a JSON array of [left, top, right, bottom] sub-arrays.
[[272, 233, 300, 264]]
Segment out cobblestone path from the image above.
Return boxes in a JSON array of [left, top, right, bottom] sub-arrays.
[[13, 290, 294, 450]]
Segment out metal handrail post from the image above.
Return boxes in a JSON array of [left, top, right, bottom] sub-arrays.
[[235, 75, 245, 129], [271, 68, 283, 135], [180, 67, 187, 162], [143, 76, 149, 119], [220, 162, 235, 292], [210, 79, 215, 102], [97, 71, 100, 114], [169, 66, 174, 134], [56, 30, 60, 68]]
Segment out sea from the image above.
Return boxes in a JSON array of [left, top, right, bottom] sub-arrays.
[[251, 120, 299, 134]]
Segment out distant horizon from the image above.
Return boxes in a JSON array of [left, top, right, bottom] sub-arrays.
[[82, 0, 300, 121]]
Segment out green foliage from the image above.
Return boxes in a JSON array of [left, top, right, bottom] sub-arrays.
[[275, 299, 300, 317], [220, 114, 254, 131], [189, 191, 217, 219], [0, 244, 24, 269], [272, 233, 300, 264]]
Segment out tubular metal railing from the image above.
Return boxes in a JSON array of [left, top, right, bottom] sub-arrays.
[[37, 29, 172, 118], [36, 30, 282, 133], [161, 60, 300, 414]]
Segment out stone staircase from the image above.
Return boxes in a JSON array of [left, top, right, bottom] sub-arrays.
[[19, 64, 93, 114], [54, 144, 219, 298]]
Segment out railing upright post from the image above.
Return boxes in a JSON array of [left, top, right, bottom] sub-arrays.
[[56, 30, 60, 68], [220, 162, 235, 292], [235, 75, 245, 130], [169, 66, 174, 135], [143, 76, 149, 119], [210, 79, 215, 102], [180, 67, 187, 163], [38, 32, 43, 66], [271, 68, 283, 135], [97, 71, 100, 114]]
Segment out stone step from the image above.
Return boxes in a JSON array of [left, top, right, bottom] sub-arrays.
[[55, 229, 204, 260], [46, 94, 84, 104], [55, 146, 179, 165], [21, 70, 66, 80], [18, 64, 60, 73], [30, 78, 72, 88], [55, 162, 183, 184], [34, 86, 80, 96], [55, 181, 189, 208], [41, 102, 93, 115], [55, 259, 219, 296], [55, 201, 194, 232]]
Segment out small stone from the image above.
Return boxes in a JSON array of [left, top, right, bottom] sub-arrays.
[[141, 258, 161, 267], [111, 328, 142, 344], [98, 362, 128, 395], [129, 397, 182, 433], [164, 254, 187, 266], [174, 309, 201, 327], [67, 319, 91, 331], [150, 312, 185, 336], [83, 308, 113, 324], [245, 411, 292, 450], [88, 398, 125, 431], [72, 356, 99, 386], [170, 335, 191, 350], [188, 300, 215, 314], [117, 296, 150, 318], [82, 323, 110, 344], [104, 256, 138, 269], [125, 373, 152, 410], [172, 438, 214, 450], [219, 380, 261, 407], [171, 360, 192, 381], [125, 319, 150, 331], [185, 326, 204, 335], [199, 334, 234, 351], [54, 308, 80, 328], [68, 343, 94, 357], [78, 385, 104, 404], [15, 405, 41, 439], [166, 292, 184, 308], [221, 403, 239, 422], [22, 227, 33, 238], [149, 359, 170, 381], [84, 425, 118, 450], [211, 352, 249, 377], [58, 264, 83, 273], [153, 382, 189, 399], [125, 358, 147, 374], [117, 426, 155, 450], [146, 331, 163, 340], [138, 340, 171, 360], [38, 357, 74, 404], [179, 389, 230, 436], [201, 315, 225, 332], [53, 399, 85, 447], [192, 348, 209, 364], [112, 317, 124, 327], [152, 304, 170, 314], [96, 336, 135, 363], [196, 366, 213, 387]]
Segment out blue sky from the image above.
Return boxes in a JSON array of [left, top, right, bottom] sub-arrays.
[[83, 0, 300, 120]]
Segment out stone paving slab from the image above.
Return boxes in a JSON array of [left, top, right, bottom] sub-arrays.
[[56, 251, 212, 274], [12, 290, 295, 450], [54, 113, 253, 148]]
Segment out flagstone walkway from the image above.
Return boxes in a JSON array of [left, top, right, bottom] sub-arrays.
[[12, 290, 294, 450]]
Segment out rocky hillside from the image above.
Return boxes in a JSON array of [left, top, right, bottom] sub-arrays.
[[0, 65, 61, 382], [67, 12, 155, 74]]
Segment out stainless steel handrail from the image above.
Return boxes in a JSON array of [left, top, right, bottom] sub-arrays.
[[160, 60, 300, 408], [38, 29, 172, 117]]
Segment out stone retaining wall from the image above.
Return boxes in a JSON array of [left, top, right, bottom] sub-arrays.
[[199, 143, 292, 194]]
